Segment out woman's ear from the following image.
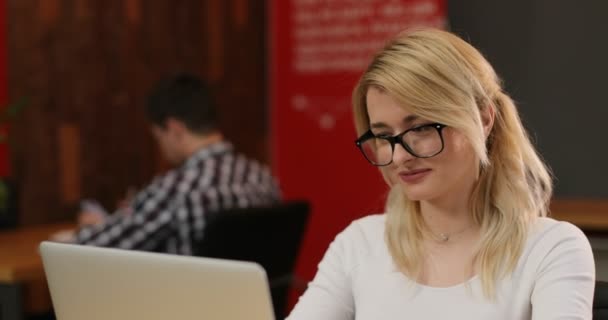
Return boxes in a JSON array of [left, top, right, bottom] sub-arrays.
[[481, 104, 495, 138]]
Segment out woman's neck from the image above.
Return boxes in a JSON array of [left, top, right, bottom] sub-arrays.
[[420, 190, 476, 240]]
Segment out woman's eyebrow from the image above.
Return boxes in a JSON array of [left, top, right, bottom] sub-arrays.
[[370, 122, 390, 129], [370, 115, 420, 129], [402, 114, 420, 124]]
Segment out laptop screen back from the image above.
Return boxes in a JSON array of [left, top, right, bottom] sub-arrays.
[[40, 241, 275, 320]]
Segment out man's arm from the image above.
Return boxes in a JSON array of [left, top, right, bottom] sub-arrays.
[[74, 198, 180, 251], [73, 171, 185, 251]]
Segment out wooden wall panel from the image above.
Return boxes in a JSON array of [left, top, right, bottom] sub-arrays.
[[215, 0, 268, 161], [57, 124, 81, 204], [206, 0, 224, 82], [233, 0, 249, 28], [7, 0, 268, 225]]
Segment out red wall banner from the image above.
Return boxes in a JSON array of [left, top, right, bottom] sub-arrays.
[[269, 0, 446, 285]]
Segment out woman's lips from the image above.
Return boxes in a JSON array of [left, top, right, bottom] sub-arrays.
[[398, 168, 432, 183]]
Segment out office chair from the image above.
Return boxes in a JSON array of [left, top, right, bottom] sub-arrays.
[[194, 201, 310, 319], [595, 280, 608, 319]]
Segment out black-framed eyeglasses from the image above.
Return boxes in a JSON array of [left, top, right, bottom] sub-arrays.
[[355, 123, 447, 166]]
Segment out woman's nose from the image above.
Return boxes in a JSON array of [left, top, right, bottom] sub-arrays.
[[391, 142, 415, 165]]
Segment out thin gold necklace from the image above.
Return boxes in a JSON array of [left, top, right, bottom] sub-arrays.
[[429, 224, 474, 243]]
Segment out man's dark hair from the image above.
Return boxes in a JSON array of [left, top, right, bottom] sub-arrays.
[[145, 73, 218, 133]]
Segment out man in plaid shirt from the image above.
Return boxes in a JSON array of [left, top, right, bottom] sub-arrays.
[[69, 73, 281, 255]]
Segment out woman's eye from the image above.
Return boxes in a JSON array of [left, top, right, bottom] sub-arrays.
[[373, 132, 393, 138]]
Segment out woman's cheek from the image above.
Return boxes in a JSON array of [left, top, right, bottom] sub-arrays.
[[379, 167, 397, 186]]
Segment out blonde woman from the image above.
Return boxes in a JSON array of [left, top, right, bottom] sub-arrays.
[[287, 29, 595, 319]]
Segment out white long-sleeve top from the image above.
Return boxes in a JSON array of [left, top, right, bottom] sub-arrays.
[[287, 215, 595, 320]]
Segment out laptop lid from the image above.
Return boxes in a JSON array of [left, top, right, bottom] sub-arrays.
[[39, 241, 275, 320]]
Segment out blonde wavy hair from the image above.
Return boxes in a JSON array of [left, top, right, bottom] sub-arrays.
[[352, 28, 552, 297]]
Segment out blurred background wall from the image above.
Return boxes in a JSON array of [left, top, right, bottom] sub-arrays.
[[448, 0, 608, 198]]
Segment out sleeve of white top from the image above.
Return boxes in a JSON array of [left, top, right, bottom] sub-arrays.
[[531, 222, 595, 320], [286, 224, 356, 320]]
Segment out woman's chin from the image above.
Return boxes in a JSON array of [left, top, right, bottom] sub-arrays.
[[402, 190, 433, 202], [400, 183, 437, 202]]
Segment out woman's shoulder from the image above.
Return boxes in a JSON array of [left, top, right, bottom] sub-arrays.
[[339, 214, 386, 242], [530, 217, 588, 243], [520, 216, 593, 268], [329, 214, 388, 264], [352, 213, 386, 228]]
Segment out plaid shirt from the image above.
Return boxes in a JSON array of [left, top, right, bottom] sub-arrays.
[[75, 141, 281, 255]]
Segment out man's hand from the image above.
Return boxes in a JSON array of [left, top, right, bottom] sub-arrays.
[[49, 229, 76, 243], [116, 187, 136, 211], [78, 210, 106, 226]]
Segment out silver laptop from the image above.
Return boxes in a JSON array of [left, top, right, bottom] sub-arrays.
[[40, 241, 275, 320]]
